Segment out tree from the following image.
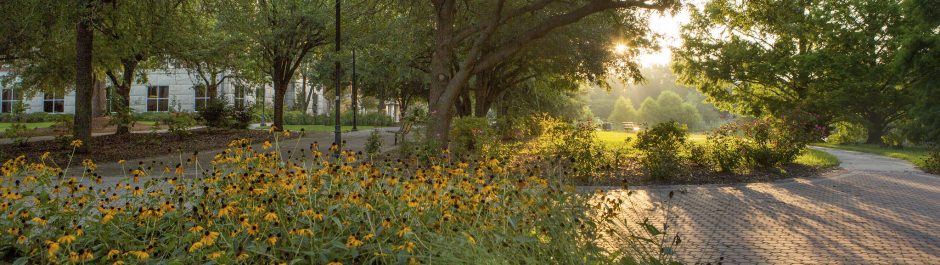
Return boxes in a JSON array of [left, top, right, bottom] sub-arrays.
[[97, 0, 190, 134], [675, 0, 911, 143], [607, 96, 638, 125], [638, 91, 703, 130], [218, 0, 330, 131], [897, 0, 940, 144], [423, 0, 679, 143]]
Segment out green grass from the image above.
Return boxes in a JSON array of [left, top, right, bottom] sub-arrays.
[[814, 142, 930, 167], [595, 131, 706, 147], [0, 122, 56, 133], [794, 148, 841, 168], [259, 124, 377, 133]]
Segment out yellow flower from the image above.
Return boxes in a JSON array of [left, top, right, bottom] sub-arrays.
[[326, 262, 343, 265], [397, 227, 411, 238], [101, 213, 114, 224], [118, 159, 126, 165], [262, 141, 273, 150], [207, 251, 224, 260], [346, 235, 363, 248], [126, 250, 149, 260], [41, 152, 50, 161], [363, 233, 375, 241], [46, 241, 60, 257], [32, 217, 48, 226], [70, 139, 83, 148], [267, 234, 279, 245], [107, 249, 121, 260], [263, 211, 279, 222], [57, 234, 76, 244]]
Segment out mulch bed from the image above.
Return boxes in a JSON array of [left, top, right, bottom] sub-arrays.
[[1, 128, 298, 164], [538, 159, 834, 187]]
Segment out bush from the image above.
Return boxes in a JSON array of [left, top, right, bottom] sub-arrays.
[[199, 99, 252, 129], [635, 121, 688, 180], [739, 111, 827, 169], [283, 111, 396, 126], [199, 99, 229, 128], [365, 129, 383, 158], [704, 123, 747, 173], [0, 112, 70, 123], [162, 112, 198, 139], [924, 149, 940, 174], [449, 117, 496, 157]]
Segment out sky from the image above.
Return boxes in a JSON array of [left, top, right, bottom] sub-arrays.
[[633, 6, 695, 67]]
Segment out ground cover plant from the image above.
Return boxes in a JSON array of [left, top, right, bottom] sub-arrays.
[[0, 134, 680, 264]]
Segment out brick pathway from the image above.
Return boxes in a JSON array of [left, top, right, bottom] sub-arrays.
[[603, 147, 940, 264]]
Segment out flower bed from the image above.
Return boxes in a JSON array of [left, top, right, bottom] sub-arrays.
[[0, 138, 672, 264]]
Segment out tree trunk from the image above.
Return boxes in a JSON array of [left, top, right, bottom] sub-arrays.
[[865, 122, 886, 145], [74, 2, 94, 153], [115, 84, 131, 134], [273, 80, 288, 132]]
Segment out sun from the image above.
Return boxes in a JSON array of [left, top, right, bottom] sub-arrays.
[[613, 43, 629, 54]]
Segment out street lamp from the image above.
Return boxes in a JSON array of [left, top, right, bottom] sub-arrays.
[[351, 48, 358, 131], [333, 0, 342, 158]]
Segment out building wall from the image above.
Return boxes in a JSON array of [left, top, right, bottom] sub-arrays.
[[0, 69, 338, 115]]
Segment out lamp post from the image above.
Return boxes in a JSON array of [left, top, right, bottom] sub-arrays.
[[351, 48, 358, 131], [333, 0, 342, 158]]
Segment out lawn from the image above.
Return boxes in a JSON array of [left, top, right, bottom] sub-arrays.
[[595, 131, 707, 147], [0, 122, 56, 133], [259, 124, 377, 133], [597, 131, 840, 168], [814, 142, 930, 167], [794, 148, 841, 168]]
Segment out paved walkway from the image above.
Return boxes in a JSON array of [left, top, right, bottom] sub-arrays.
[[603, 147, 940, 264]]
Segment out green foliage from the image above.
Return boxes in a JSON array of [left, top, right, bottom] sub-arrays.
[[881, 130, 906, 149], [704, 124, 748, 172], [639, 91, 705, 131], [198, 99, 253, 129], [199, 99, 229, 128], [635, 121, 688, 180], [0, 112, 72, 123], [828, 121, 868, 144], [607, 96, 638, 125], [897, 0, 940, 145], [365, 129, 383, 158], [283, 111, 396, 126], [925, 147, 940, 174], [449, 117, 496, 158], [738, 112, 827, 169], [162, 112, 198, 139]]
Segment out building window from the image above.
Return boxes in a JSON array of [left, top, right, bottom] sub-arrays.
[[234, 84, 246, 108], [43, 92, 65, 113], [1, 88, 20, 113], [194, 84, 209, 111], [147, 86, 169, 112]]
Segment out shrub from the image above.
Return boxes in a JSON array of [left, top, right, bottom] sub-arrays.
[[365, 129, 383, 158], [133, 112, 172, 122], [703, 123, 748, 172], [635, 121, 688, 180], [228, 103, 253, 130], [199, 99, 229, 128], [881, 130, 905, 149], [924, 146, 940, 174], [284, 111, 396, 126], [449, 117, 496, 157], [739, 111, 827, 169], [162, 112, 198, 139]]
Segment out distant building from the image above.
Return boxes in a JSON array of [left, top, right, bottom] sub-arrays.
[[0, 69, 330, 115]]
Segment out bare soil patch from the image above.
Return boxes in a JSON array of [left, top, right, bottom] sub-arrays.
[[0, 128, 298, 164]]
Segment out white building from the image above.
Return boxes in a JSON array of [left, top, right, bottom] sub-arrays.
[[0, 68, 329, 115]]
